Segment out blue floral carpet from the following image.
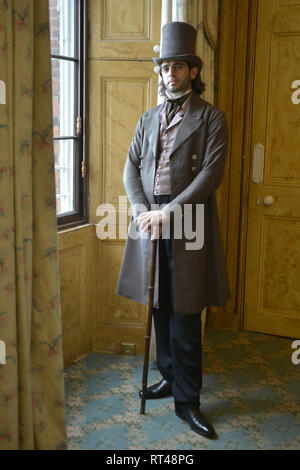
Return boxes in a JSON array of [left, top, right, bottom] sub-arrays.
[[64, 329, 300, 450]]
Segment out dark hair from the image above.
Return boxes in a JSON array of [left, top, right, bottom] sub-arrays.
[[158, 61, 206, 97]]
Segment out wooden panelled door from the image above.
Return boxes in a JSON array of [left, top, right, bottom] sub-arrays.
[[244, 0, 300, 338]]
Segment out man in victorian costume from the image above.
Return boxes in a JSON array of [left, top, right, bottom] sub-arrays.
[[117, 22, 230, 439]]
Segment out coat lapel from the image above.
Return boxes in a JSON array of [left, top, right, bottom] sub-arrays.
[[167, 108, 184, 129], [143, 94, 206, 159], [160, 105, 168, 131], [169, 93, 206, 157], [160, 103, 184, 131]]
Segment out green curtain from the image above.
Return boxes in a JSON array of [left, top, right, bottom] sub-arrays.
[[0, 0, 67, 450]]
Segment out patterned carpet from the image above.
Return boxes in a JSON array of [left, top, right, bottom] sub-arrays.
[[64, 329, 300, 450]]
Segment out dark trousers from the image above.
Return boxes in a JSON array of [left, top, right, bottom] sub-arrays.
[[153, 195, 202, 411]]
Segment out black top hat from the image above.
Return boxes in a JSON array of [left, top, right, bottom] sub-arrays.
[[153, 22, 202, 71]]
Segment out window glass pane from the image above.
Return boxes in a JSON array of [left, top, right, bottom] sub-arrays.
[[49, 0, 76, 58], [54, 139, 75, 214], [51, 58, 75, 137]]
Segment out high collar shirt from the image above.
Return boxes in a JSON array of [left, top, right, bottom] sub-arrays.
[[154, 93, 191, 196]]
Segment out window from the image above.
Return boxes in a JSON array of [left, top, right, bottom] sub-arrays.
[[49, 0, 88, 227]]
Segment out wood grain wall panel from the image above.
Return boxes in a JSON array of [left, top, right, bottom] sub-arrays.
[[59, 244, 84, 334], [87, 0, 161, 354], [99, 241, 146, 327], [58, 225, 96, 367], [102, 0, 150, 40], [89, 60, 157, 354], [88, 0, 161, 59], [95, 239, 147, 355], [103, 78, 149, 205], [89, 60, 158, 221], [280, 0, 300, 6]]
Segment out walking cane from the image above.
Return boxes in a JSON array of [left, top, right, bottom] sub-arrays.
[[140, 238, 158, 415]]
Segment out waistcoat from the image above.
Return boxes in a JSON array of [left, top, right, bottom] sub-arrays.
[[154, 94, 191, 195]]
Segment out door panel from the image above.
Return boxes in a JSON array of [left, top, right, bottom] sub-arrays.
[[244, 0, 300, 337]]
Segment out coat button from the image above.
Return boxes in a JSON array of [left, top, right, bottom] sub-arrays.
[[192, 166, 196, 171], [192, 154, 197, 160]]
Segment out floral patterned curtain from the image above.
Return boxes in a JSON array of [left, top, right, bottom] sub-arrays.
[[0, 0, 67, 450]]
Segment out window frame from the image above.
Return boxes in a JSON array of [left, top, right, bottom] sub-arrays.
[[50, 0, 88, 229]]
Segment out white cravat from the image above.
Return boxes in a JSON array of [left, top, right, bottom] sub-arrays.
[[165, 88, 192, 100]]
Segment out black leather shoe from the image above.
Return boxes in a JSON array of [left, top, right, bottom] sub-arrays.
[[175, 407, 217, 439], [139, 378, 173, 399]]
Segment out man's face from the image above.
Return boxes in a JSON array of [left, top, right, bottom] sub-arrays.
[[160, 60, 198, 93]]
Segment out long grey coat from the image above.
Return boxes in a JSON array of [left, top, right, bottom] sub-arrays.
[[116, 92, 230, 314]]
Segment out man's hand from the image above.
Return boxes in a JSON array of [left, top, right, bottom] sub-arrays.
[[137, 210, 169, 240]]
